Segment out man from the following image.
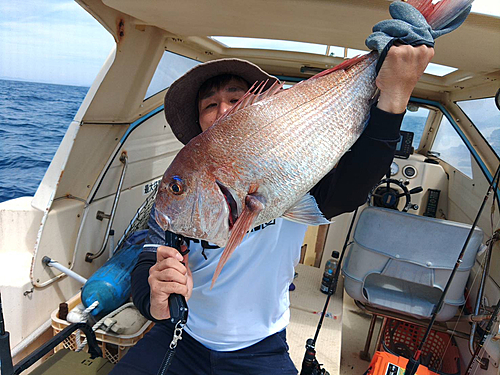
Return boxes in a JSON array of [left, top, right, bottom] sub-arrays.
[[109, 42, 432, 375]]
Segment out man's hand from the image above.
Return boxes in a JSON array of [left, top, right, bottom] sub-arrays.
[[376, 44, 434, 114], [148, 245, 192, 321]]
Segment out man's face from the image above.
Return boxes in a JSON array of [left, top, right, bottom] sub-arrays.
[[198, 78, 249, 132]]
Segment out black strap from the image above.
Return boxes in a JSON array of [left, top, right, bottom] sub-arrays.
[[156, 232, 189, 375], [375, 38, 397, 75], [158, 347, 176, 375]]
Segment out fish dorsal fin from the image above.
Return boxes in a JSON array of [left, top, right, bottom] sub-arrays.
[[214, 79, 284, 125], [282, 193, 331, 226], [211, 192, 265, 289], [309, 54, 372, 80]]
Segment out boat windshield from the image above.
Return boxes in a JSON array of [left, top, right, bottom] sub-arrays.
[[400, 105, 430, 150], [431, 115, 473, 178], [144, 51, 200, 100], [457, 97, 500, 160]]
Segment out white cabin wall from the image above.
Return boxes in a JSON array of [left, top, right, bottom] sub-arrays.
[[81, 24, 167, 123], [0, 199, 83, 350], [0, 198, 43, 256], [92, 113, 181, 201], [0, 198, 43, 346], [72, 111, 182, 270]]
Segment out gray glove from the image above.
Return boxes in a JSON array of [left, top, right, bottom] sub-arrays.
[[366, 1, 472, 54]]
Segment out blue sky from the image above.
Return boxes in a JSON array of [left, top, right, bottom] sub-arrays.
[[0, 0, 114, 87], [1, 0, 498, 88]]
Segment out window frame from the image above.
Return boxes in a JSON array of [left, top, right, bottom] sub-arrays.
[[411, 97, 497, 186]]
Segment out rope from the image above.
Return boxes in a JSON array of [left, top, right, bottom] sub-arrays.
[[75, 301, 99, 351], [75, 302, 135, 352]]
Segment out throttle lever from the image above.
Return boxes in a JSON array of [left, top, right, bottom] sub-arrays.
[[409, 186, 423, 195], [164, 231, 189, 325]]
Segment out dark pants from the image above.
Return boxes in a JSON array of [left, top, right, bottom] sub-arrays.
[[110, 322, 298, 375]]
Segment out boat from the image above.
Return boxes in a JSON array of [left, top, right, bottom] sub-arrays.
[[1, 0, 499, 374]]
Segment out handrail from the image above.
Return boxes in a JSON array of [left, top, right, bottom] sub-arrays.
[[11, 323, 102, 375], [85, 152, 128, 262]]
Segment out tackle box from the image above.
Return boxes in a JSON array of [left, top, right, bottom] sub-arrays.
[[342, 207, 483, 321]]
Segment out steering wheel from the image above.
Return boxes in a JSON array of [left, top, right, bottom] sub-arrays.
[[368, 175, 423, 212]]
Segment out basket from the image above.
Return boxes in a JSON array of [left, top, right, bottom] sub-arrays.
[[51, 293, 153, 364], [379, 318, 460, 375]]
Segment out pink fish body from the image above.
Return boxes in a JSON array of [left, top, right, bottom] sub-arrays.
[[155, 53, 379, 285]]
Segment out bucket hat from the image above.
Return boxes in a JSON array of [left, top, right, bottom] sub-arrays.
[[164, 58, 279, 145]]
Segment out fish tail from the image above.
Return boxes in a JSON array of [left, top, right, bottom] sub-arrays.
[[406, 0, 474, 30]]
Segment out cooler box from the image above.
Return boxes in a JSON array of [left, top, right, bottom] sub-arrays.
[[342, 207, 483, 321]]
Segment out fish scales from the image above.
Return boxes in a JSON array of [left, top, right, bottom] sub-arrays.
[[155, 52, 378, 247], [213, 57, 377, 224]]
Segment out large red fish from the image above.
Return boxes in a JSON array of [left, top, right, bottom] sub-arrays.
[[154, 0, 474, 287]]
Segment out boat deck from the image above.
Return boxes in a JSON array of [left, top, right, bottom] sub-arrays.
[[26, 263, 383, 375], [288, 263, 382, 375]]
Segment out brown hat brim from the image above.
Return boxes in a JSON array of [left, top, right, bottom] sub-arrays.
[[164, 58, 279, 145]]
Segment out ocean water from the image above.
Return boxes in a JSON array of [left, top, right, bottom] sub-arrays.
[[0, 78, 428, 204], [0, 79, 88, 203]]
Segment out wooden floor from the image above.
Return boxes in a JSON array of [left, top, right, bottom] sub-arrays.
[[288, 264, 382, 375]]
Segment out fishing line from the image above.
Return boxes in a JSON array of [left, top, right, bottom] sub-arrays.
[[469, 232, 500, 375], [465, 168, 500, 375], [403, 163, 500, 375], [437, 175, 500, 372], [435, 246, 487, 372], [466, 299, 500, 375]]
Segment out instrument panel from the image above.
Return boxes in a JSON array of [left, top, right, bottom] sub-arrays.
[[384, 154, 448, 217]]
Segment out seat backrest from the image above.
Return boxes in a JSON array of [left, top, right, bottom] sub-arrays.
[[342, 206, 484, 321]]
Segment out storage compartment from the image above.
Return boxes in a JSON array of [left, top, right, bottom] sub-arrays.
[[51, 293, 153, 364], [342, 207, 483, 321]]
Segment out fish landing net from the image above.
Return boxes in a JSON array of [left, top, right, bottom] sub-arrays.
[[113, 184, 159, 253]]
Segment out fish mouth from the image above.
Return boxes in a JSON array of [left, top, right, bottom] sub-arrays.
[[154, 208, 171, 231], [216, 180, 238, 229]]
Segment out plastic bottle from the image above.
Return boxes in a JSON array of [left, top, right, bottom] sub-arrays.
[[320, 251, 340, 294]]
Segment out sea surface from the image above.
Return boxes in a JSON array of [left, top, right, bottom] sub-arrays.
[[0, 79, 89, 203], [0, 78, 429, 204]]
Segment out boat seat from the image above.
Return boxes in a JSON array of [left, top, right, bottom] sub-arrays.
[[342, 207, 484, 321]]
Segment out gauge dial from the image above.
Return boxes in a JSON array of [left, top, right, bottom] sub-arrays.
[[390, 162, 399, 176], [403, 165, 417, 179]]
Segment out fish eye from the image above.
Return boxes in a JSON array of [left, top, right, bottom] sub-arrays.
[[169, 176, 184, 195]]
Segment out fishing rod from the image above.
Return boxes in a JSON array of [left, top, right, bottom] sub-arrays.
[[156, 231, 189, 375], [404, 163, 500, 375], [300, 208, 359, 375]]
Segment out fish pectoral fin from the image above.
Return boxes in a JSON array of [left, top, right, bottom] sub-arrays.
[[211, 194, 265, 289], [282, 193, 331, 226]]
